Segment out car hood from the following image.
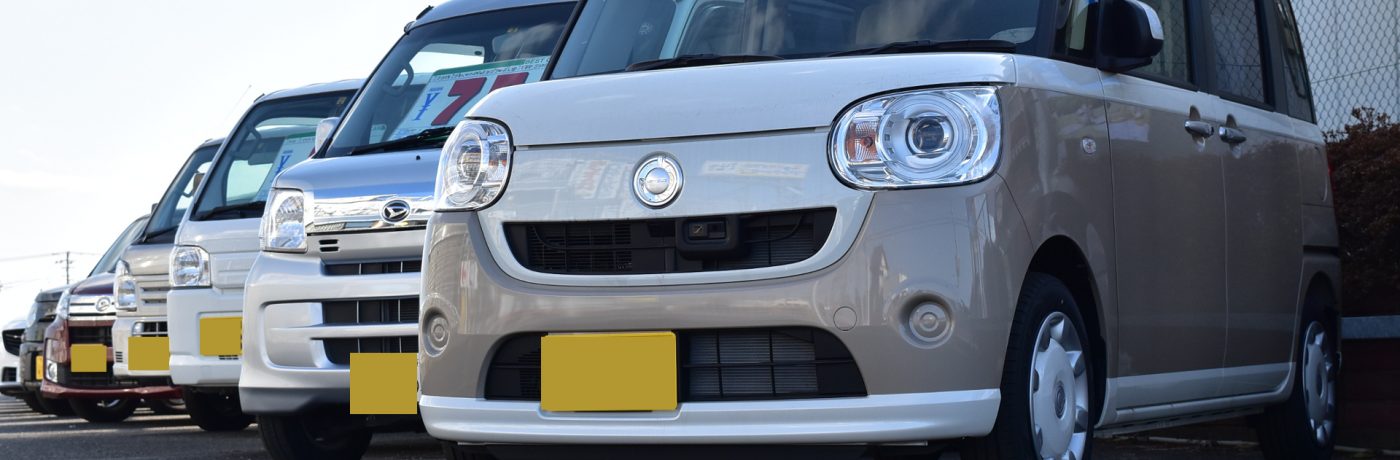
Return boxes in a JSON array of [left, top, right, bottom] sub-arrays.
[[470, 53, 1017, 146], [69, 274, 114, 296], [277, 151, 438, 228]]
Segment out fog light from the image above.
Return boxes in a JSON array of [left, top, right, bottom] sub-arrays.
[[424, 313, 450, 355], [909, 302, 952, 343]]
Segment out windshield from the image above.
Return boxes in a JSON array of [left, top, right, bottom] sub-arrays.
[[192, 91, 353, 221], [91, 216, 149, 276], [322, 3, 575, 158], [143, 143, 219, 243], [551, 0, 1042, 78]]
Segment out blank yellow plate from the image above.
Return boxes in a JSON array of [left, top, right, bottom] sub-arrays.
[[200, 317, 242, 357], [541, 331, 677, 412], [35, 355, 44, 380], [71, 344, 107, 373], [129, 336, 170, 371], [350, 353, 417, 415]]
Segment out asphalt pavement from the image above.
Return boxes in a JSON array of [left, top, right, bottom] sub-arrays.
[[0, 397, 1371, 459]]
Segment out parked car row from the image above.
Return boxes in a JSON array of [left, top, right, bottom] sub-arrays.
[[5, 0, 1343, 459]]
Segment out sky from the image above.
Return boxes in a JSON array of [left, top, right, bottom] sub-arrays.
[[0, 0, 440, 322]]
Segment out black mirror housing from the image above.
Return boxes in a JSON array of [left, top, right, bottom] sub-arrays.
[[1098, 0, 1165, 73]]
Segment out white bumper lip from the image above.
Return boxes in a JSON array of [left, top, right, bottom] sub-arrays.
[[422, 390, 1000, 445], [167, 287, 244, 387]]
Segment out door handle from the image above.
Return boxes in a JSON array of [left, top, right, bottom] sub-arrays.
[[1219, 126, 1248, 144], [1184, 120, 1215, 138]]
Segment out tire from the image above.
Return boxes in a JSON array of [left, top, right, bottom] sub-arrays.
[[441, 441, 496, 460], [69, 398, 139, 423], [20, 392, 49, 414], [184, 389, 253, 432], [258, 414, 373, 460], [1253, 292, 1338, 460], [963, 273, 1096, 460], [37, 395, 74, 416], [147, 398, 187, 415]]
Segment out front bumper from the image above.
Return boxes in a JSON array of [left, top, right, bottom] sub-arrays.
[[424, 390, 999, 444], [19, 342, 42, 392], [420, 178, 1033, 444], [239, 233, 421, 414], [112, 316, 171, 378], [168, 287, 244, 387], [41, 379, 181, 399]]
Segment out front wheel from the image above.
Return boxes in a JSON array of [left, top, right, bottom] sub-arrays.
[[184, 389, 252, 431], [20, 392, 49, 414], [1253, 301, 1338, 460], [258, 413, 372, 460], [69, 398, 139, 423], [146, 398, 187, 415], [963, 273, 1095, 460], [37, 395, 74, 415]]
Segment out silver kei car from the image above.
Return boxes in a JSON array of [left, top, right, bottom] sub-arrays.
[[417, 0, 1341, 459]]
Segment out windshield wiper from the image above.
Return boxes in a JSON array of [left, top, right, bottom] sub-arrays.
[[828, 39, 1017, 57], [197, 201, 266, 220], [349, 126, 456, 156], [625, 54, 784, 72]]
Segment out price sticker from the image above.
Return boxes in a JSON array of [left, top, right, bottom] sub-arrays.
[[391, 56, 549, 141]]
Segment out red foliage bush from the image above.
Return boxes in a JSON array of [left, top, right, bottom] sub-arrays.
[[1326, 108, 1400, 312]]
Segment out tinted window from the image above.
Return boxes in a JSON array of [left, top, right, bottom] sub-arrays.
[[553, 0, 1044, 79], [143, 143, 219, 243], [91, 217, 148, 276], [1136, 0, 1192, 83], [1274, 0, 1314, 121], [1208, 0, 1268, 103], [1055, 0, 1096, 60]]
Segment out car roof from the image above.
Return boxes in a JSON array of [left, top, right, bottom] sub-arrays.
[[257, 79, 363, 104], [198, 137, 225, 149], [414, 0, 574, 29]]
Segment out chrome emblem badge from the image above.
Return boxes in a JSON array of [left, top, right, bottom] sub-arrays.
[[633, 154, 682, 208], [95, 297, 114, 313], [381, 200, 411, 223]]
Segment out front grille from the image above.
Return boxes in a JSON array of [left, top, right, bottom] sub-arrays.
[[484, 328, 866, 402], [505, 208, 836, 275], [322, 297, 419, 325], [70, 326, 112, 346], [322, 337, 417, 365], [114, 351, 124, 363], [2, 329, 21, 355], [325, 259, 422, 276], [56, 365, 144, 389], [2, 367, 15, 382]]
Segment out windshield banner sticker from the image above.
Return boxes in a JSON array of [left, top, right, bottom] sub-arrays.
[[255, 132, 315, 201], [391, 56, 550, 141]]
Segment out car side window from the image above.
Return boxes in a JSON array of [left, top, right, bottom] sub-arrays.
[[1207, 0, 1269, 104], [1274, 0, 1314, 121], [1054, 0, 1096, 60], [1133, 0, 1192, 83]]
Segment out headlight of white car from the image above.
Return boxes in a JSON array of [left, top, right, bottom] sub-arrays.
[[436, 119, 512, 211], [829, 87, 1001, 189], [170, 245, 211, 288], [115, 260, 139, 310], [261, 188, 308, 252]]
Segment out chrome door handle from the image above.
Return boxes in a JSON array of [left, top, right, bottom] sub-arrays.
[[1219, 127, 1248, 144], [1185, 120, 1215, 138]]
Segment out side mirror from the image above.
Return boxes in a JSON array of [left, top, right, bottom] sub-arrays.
[[1098, 0, 1165, 73], [314, 117, 341, 156]]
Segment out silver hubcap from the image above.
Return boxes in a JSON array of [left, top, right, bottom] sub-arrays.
[[1301, 321, 1336, 445], [1030, 312, 1089, 460]]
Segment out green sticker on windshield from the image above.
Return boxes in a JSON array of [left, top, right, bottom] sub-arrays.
[[391, 56, 550, 141]]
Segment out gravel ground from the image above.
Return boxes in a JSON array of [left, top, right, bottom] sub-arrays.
[[0, 397, 1388, 459]]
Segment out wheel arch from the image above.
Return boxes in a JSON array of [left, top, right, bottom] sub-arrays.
[[1025, 235, 1108, 422]]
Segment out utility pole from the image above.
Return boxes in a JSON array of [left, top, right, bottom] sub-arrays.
[[56, 251, 73, 284]]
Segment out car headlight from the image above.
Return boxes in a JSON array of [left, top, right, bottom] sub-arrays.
[[170, 245, 211, 288], [436, 119, 512, 211], [115, 260, 139, 311], [829, 87, 1001, 189], [55, 291, 71, 319], [261, 188, 308, 253]]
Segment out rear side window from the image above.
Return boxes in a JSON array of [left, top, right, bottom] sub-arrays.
[[1207, 0, 1268, 104], [1274, 0, 1314, 121], [1135, 0, 1192, 83]]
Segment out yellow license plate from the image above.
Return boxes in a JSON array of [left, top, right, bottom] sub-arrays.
[[349, 353, 418, 415], [541, 331, 677, 412], [71, 344, 107, 373], [129, 336, 170, 371], [200, 317, 242, 357], [35, 355, 44, 380]]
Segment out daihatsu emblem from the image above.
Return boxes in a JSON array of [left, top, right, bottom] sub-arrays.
[[381, 200, 411, 223], [633, 154, 682, 208]]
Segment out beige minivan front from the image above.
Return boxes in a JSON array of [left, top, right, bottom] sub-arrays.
[[418, 1, 1341, 459]]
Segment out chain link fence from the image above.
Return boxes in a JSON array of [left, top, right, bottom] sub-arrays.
[[1294, 0, 1400, 130]]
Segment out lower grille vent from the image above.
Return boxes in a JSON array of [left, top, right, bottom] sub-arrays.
[[322, 298, 419, 325], [323, 337, 417, 365], [324, 259, 422, 276], [2, 367, 15, 382], [484, 328, 866, 402], [70, 326, 112, 346]]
